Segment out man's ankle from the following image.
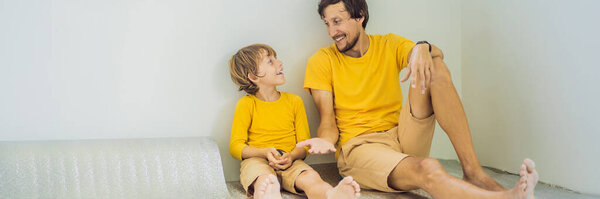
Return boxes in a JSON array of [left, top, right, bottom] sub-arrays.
[[461, 164, 486, 178]]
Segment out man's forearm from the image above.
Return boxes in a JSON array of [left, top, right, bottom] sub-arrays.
[[318, 124, 339, 145]]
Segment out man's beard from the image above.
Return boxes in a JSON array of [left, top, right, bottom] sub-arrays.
[[337, 34, 359, 53]]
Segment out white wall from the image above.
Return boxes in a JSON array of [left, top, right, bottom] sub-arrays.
[[461, 0, 600, 195], [0, 0, 461, 182]]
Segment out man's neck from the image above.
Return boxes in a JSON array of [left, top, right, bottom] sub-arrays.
[[255, 86, 280, 102], [343, 31, 369, 58]]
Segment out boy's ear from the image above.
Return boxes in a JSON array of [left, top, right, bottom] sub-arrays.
[[248, 73, 260, 83]]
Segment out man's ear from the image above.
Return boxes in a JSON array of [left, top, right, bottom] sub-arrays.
[[248, 73, 259, 83], [357, 13, 365, 24]]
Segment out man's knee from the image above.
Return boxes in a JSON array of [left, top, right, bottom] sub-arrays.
[[431, 58, 452, 86], [389, 157, 445, 190], [419, 158, 446, 188]]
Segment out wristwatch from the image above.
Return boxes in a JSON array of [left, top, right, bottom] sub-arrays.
[[416, 40, 432, 52]]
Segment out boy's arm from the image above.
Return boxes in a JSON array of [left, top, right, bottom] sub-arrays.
[[271, 146, 306, 171], [229, 100, 250, 160], [241, 146, 281, 161], [296, 89, 338, 154], [289, 146, 307, 161]]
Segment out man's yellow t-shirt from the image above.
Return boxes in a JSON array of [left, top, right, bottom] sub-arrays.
[[229, 92, 310, 160], [303, 33, 415, 149]]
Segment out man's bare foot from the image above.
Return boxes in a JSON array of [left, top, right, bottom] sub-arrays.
[[254, 174, 282, 199], [521, 159, 539, 198], [507, 158, 539, 199], [463, 168, 507, 191], [326, 176, 360, 199]]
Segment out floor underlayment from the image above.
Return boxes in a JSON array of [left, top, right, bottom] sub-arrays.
[[227, 159, 599, 199]]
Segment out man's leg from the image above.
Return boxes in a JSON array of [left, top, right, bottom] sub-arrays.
[[388, 156, 538, 199], [406, 57, 505, 190]]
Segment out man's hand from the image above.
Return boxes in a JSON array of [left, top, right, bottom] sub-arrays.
[[296, 138, 336, 154], [400, 43, 434, 94], [270, 153, 293, 170]]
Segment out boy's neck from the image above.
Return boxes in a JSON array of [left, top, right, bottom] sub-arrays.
[[255, 86, 280, 102]]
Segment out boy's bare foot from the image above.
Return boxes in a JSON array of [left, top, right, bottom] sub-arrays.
[[508, 158, 539, 199], [254, 174, 282, 199], [326, 176, 360, 199]]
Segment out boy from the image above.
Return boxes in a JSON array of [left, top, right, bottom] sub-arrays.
[[229, 44, 361, 199]]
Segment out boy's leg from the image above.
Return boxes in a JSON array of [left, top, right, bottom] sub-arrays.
[[240, 157, 280, 197], [404, 57, 505, 191], [388, 156, 538, 199], [254, 174, 282, 199], [294, 168, 360, 199], [279, 159, 357, 198], [293, 169, 332, 199]]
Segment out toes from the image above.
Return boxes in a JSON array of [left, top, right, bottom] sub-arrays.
[[254, 181, 267, 198], [268, 174, 277, 182], [524, 159, 536, 172], [351, 180, 360, 190], [352, 181, 361, 196], [340, 176, 354, 184], [258, 178, 269, 190]]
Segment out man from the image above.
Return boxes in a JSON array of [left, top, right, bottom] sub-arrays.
[[298, 0, 539, 198]]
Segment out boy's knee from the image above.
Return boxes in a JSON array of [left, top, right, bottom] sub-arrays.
[[298, 169, 321, 180]]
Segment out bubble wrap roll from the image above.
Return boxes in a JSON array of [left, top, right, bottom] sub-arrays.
[[0, 137, 229, 199]]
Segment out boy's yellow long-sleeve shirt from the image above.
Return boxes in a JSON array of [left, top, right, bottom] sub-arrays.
[[229, 92, 310, 160]]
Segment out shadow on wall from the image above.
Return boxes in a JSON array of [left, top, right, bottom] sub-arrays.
[[211, 99, 240, 182], [210, 52, 246, 181]]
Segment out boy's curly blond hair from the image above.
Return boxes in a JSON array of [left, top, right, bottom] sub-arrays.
[[229, 44, 277, 95]]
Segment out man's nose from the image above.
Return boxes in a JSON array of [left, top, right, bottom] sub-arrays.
[[328, 26, 338, 38]]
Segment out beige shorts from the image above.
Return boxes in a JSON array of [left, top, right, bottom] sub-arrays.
[[240, 157, 312, 196], [337, 98, 436, 192]]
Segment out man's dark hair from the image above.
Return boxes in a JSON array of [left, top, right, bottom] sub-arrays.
[[318, 0, 369, 29]]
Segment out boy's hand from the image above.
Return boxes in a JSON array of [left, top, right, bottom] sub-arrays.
[[297, 138, 336, 154], [264, 147, 282, 165], [270, 153, 292, 170]]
